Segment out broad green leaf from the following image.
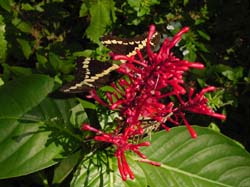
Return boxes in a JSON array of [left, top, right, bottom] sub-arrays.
[[0, 15, 7, 63], [0, 95, 83, 179], [0, 121, 63, 179], [85, 0, 116, 43], [130, 126, 250, 187], [0, 74, 54, 120], [71, 126, 250, 187], [71, 152, 125, 187], [0, 74, 56, 179]]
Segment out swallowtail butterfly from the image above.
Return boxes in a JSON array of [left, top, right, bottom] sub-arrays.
[[60, 31, 160, 93]]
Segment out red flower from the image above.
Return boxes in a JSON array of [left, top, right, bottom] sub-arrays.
[[83, 25, 226, 180], [82, 124, 151, 180]]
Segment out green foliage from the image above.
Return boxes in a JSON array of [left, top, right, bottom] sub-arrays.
[[0, 75, 61, 178], [71, 126, 250, 187], [0, 0, 249, 186], [0, 0, 13, 12], [84, 0, 116, 43], [0, 15, 7, 63], [127, 0, 160, 17]]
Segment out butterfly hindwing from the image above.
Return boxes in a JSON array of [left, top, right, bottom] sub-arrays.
[[60, 31, 160, 93], [60, 57, 118, 93]]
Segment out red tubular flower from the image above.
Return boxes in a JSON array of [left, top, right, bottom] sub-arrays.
[[82, 124, 150, 180], [174, 86, 226, 120], [84, 25, 226, 180]]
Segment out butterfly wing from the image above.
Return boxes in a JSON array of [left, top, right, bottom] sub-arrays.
[[101, 32, 160, 57], [60, 31, 160, 93], [60, 57, 118, 93]]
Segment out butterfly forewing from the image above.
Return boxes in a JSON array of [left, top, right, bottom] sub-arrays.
[[101, 32, 160, 57]]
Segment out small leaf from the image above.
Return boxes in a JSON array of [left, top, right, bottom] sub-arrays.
[[0, 78, 4, 86], [127, 0, 160, 17], [0, 15, 7, 63], [85, 0, 116, 43], [21, 3, 35, 11], [9, 66, 33, 77], [53, 151, 81, 184], [197, 30, 211, 41], [79, 3, 88, 17], [78, 99, 96, 110], [0, 0, 13, 12], [12, 18, 32, 33], [222, 66, 243, 82], [183, 0, 189, 6], [70, 103, 88, 127], [17, 38, 33, 59], [48, 52, 74, 74]]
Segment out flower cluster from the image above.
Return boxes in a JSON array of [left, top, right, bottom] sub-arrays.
[[82, 25, 226, 180]]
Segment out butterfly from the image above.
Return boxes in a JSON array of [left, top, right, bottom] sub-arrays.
[[60, 31, 160, 93]]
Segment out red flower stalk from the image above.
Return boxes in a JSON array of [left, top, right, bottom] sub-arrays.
[[83, 25, 226, 180]]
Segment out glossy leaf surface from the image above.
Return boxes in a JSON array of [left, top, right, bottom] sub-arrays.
[[71, 126, 250, 187]]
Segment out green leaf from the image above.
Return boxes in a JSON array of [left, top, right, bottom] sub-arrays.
[[53, 151, 81, 184], [127, 0, 160, 17], [12, 17, 32, 33], [78, 99, 96, 110], [79, 3, 88, 17], [48, 52, 62, 71], [183, 0, 189, 6], [0, 15, 7, 63], [69, 103, 88, 128], [197, 29, 211, 41], [0, 86, 82, 179], [17, 38, 33, 59], [85, 0, 116, 43], [0, 74, 54, 119], [0, 0, 13, 12], [71, 152, 124, 187], [130, 126, 250, 186], [48, 52, 74, 74], [0, 121, 63, 179], [0, 78, 4, 86], [0, 74, 57, 179], [71, 126, 250, 186], [9, 66, 33, 77], [222, 66, 244, 83], [27, 97, 84, 153]]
